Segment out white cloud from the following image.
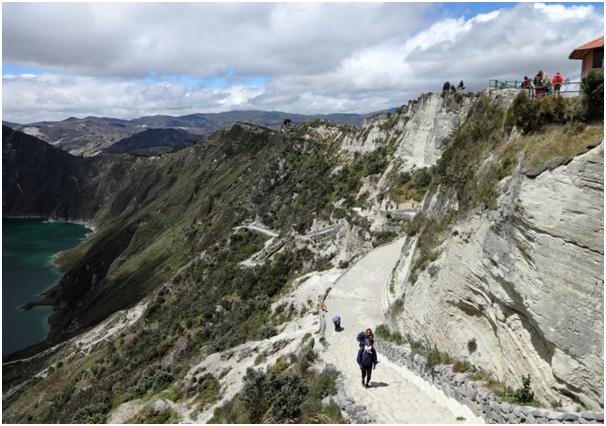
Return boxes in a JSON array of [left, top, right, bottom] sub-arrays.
[[2, 73, 265, 122], [2, 3, 603, 123], [2, 3, 430, 78]]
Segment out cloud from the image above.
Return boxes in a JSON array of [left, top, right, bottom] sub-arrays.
[[2, 73, 265, 122], [2, 3, 604, 123], [2, 3, 430, 78]]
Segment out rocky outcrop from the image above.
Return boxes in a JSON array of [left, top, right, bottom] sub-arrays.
[[393, 93, 475, 172], [340, 93, 475, 172], [389, 143, 604, 409]]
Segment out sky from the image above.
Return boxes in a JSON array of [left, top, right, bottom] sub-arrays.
[[2, 2, 604, 123]]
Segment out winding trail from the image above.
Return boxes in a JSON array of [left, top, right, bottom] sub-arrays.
[[321, 237, 483, 424]]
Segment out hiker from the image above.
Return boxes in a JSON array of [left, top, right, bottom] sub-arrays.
[[533, 71, 544, 99], [543, 73, 553, 96], [357, 328, 374, 348], [552, 72, 564, 95], [457, 80, 465, 90], [318, 296, 327, 312], [357, 339, 378, 388], [442, 81, 451, 95], [332, 315, 342, 331], [522, 75, 532, 97]]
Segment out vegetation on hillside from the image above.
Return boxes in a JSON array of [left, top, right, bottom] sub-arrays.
[[209, 343, 343, 424]]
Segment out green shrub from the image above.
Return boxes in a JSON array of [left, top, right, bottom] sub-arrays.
[[124, 365, 174, 401], [338, 260, 350, 269], [375, 324, 391, 339], [319, 399, 345, 423], [306, 369, 338, 403], [372, 230, 398, 246], [254, 352, 267, 365], [389, 298, 404, 316], [72, 401, 111, 423], [256, 323, 277, 339], [452, 359, 476, 373], [266, 372, 309, 421], [126, 405, 178, 424], [563, 121, 587, 136], [404, 213, 429, 236], [191, 373, 221, 410], [508, 91, 589, 134], [240, 367, 309, 423], [583, 70, 604, 120], [501, 375, 535, 405], [296, 345, 318, 377], [426, 347, 453, 370], [387, 167, 433, 203], [467, 338, 477, 354]]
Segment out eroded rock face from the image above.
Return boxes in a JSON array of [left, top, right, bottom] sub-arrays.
[[394, 93, 476, 172], [391, 143, 604, 410], [340, 93, 475, 172]]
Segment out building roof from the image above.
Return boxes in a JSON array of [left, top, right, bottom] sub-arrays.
[[569, 36, 604, 60]]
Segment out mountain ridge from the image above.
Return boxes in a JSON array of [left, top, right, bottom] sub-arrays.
[[4, 109, 370, 157]]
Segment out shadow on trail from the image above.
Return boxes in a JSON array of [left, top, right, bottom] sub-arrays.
[[369, 381, 389, 388]]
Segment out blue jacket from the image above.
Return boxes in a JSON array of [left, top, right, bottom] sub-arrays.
[[357, 347, 378, 367]]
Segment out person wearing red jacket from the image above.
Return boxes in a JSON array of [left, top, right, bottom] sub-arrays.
[[552, 72, 564, 95]]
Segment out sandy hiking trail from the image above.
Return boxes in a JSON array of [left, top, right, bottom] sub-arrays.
[[321, 237, 483, 424]]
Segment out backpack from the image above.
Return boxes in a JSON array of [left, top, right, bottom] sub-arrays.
[[357, 332, 366, 346], [361, 348, 374, 366]]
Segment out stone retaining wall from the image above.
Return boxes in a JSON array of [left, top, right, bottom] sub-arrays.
[[375, 339, 604, 424], [325, 364, 376, 423]]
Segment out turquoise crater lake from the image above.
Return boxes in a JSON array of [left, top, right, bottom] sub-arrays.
[[3, 218, 91, 356]]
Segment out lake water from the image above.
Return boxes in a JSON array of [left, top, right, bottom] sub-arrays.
[[2, 217, 90, 356]]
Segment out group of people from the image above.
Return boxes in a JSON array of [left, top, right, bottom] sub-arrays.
[[356, 328, 379, 388], [442, 80, 466, 95], [523, 71, 565, 99], [330, 316, 379, 388]]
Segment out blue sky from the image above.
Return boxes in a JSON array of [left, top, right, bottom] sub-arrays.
[[3, 2, 604, 122]]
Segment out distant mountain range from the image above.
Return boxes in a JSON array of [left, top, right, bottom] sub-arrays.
[[3, 110, 367, 157]]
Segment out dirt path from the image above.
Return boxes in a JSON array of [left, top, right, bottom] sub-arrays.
[[321, 238, 483, 423], [233, 224, 279, 238]]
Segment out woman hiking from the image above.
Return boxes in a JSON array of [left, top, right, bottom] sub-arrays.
[[357, 328, 374, 347], [357, 338, 378, 388]]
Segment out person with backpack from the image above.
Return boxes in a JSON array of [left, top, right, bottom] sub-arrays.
[[357, 339, 378, 388], [533, 71, 544, 99], [543, 73, 552, 96], [552, 72, 564, 95], [357, 328, 374, 347]]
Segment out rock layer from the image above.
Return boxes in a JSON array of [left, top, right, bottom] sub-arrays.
[[390, 143, 604, 409]]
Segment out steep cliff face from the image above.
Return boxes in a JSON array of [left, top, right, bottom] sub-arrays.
[[331, 92, 476, 233], [341, 93, 475, 171], [389, 130, 604, 409]]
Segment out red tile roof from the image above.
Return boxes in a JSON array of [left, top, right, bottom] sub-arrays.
[[569, 36, 604, 60]]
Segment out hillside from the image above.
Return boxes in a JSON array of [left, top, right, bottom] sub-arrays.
[[102, 128, 200, 156], [2, 89, 603, 423]]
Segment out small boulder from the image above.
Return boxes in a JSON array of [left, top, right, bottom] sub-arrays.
[[153, 399, 169, 414]]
